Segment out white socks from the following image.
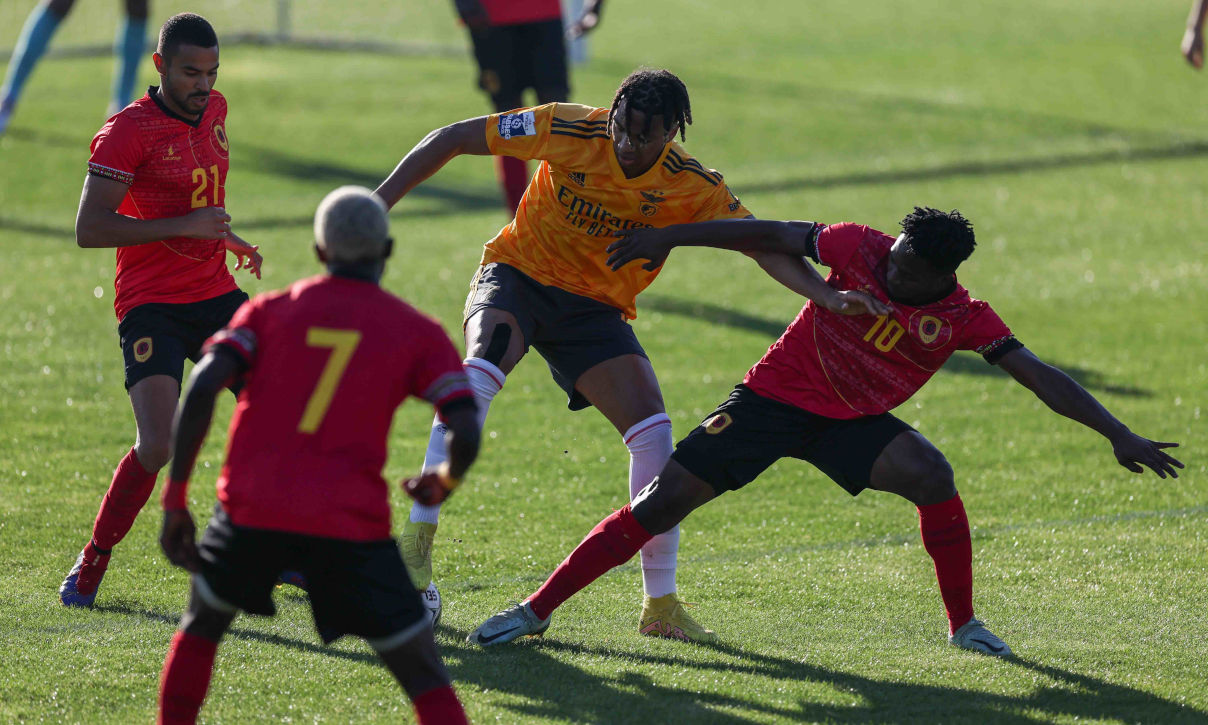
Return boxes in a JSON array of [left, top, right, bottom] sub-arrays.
[[625, 413, 677, 598], [409, 357, 504, 525]]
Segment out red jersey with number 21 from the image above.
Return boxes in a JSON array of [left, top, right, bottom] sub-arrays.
[[744, 222, 1018, 419], [204, 275, 474, 541], [87, 87, 237, 320]]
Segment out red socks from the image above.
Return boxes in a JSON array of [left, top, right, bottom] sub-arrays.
[[496, 155, 528, 214], [413, 685, 468, 725], [917, 494, 974, 635], [159, 630, 218, 724], [92, 447, 158, 550], [528, 504, 653, 620]]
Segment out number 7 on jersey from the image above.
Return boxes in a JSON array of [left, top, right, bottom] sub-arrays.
[[298, 327, 362, 433]]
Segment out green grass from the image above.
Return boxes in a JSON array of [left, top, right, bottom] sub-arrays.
[[2, 0, 1206, 722]]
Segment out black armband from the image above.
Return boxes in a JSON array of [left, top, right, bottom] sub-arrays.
[[981, 337, 1024, 365], [803, 223, 825, 263]]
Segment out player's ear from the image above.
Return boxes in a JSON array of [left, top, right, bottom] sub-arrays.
[[313, 243, 327, 264], [153, 52, 166, 75], [381, 238, 394, 260]]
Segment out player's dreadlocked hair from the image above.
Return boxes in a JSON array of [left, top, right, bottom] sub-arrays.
[[609, 68, 692, 142], [158, 13, 218, 63], [899, 206, 976, 273]]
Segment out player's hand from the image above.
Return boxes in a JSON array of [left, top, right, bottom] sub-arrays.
[[568, 6, 602, 39], [225, 233, 263, 279], [160, 509, 200, 572], [402, 466, 460, 506], [606, 229, 671, 271], [821, 290, 893, 316], [180, 206, 232, 240], [1109, 432, 1183, 479], [1183, 26, 1204, 68], [454, 0, 490, 29]]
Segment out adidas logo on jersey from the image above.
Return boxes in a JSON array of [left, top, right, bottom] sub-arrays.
[[568, 171, 586, 186]]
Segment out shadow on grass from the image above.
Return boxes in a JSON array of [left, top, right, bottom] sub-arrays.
[[441, 627, 1206, 724], [91, 602, 1202, 722], [640, 295, 1151, 397]]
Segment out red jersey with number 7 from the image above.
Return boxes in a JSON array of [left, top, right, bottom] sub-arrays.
[[203, 275, 475, 541], [87, 87, 238, 321], [743, 222, 1021, 419]]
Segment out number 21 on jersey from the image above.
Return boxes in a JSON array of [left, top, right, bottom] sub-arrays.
[[299, 327, 362, 433], [191, 165, 221, 208]]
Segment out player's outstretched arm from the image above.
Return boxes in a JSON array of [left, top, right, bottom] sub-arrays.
[[997, 347, 1184, 478], [607, 219, 890, 316], [373, 117, 492, 209], [403, 402, 481, 506], [75, 175, 234, 248], [160, 348, 245, 571], [607, 218, 814, 269]]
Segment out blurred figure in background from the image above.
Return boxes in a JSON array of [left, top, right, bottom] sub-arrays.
[[0, 0, 149, 135], [1183, 0, 1206, 68], [452, 0, 604, 213]]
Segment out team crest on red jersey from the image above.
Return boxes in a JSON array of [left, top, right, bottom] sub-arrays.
[[211, 121, 229, 157], [704, 412, 733, 434], [908, 311, 953, 350]]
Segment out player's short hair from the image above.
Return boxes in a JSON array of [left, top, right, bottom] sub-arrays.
[[899, 206, 976, 273], [609, 68, 692, 142], [157, 13, 218, 63], [314, 186, 391, 264]]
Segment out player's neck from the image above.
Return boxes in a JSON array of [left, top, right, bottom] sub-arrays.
[[153, 86, 201, 123], [326, 263, 383, 284]]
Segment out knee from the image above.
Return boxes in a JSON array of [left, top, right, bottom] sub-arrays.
[[903, 448, 956, 505], [631, 470, 708, 534], [134, 437, 172, 472]]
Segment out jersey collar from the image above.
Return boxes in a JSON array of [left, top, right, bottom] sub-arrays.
[[148, 85, 204, 128]]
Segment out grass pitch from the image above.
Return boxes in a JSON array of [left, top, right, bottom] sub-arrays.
[[1, 0, 1205, 722]]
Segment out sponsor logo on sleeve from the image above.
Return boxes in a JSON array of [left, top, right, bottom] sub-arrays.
[[498, 111, 537, 140]]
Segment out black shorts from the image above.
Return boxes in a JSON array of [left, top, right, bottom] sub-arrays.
[[468, 18, 569, 106], [117, 290, 248, 390], [196, 507, 428, 647], [671, 385, 915, 496], [464, 262, 647, 410]]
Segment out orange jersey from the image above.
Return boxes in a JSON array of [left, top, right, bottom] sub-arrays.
[[484, 103, 751, 318]]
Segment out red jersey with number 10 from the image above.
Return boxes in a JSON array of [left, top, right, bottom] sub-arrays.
[[744, 222, 1019, 419], [204, 275, 474, 541], [87, 87, 237, 321]]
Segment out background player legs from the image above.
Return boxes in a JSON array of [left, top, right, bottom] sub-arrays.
[[867, 431, 974, 635], [376, 628, 469, 725], [575, 355, 681, 600], [61, 374, 177, 605], [404, 308, 526, 586], [0, 0, 76, 134], [109, 0, 149, 116]]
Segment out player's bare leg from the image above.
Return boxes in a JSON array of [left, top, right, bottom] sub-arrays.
[[576, 355, 715, 642], [376, 627, 468, 724], [471, 461, 714, 646], [868, 431, 1012, 657], [61, 374, 178, 607], [403, 308, 526, 593], [159, 580, 236, 724]]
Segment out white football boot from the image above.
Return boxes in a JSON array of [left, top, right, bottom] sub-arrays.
[[468, 601, 550, 647], [949, 617, 1013, 657]]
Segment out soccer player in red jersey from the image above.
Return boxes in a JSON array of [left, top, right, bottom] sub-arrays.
[[59, 13, 263, 608], [469, 207, 1183, 654], [452, 0, 605, 212], [156, 187, 479, 725]]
